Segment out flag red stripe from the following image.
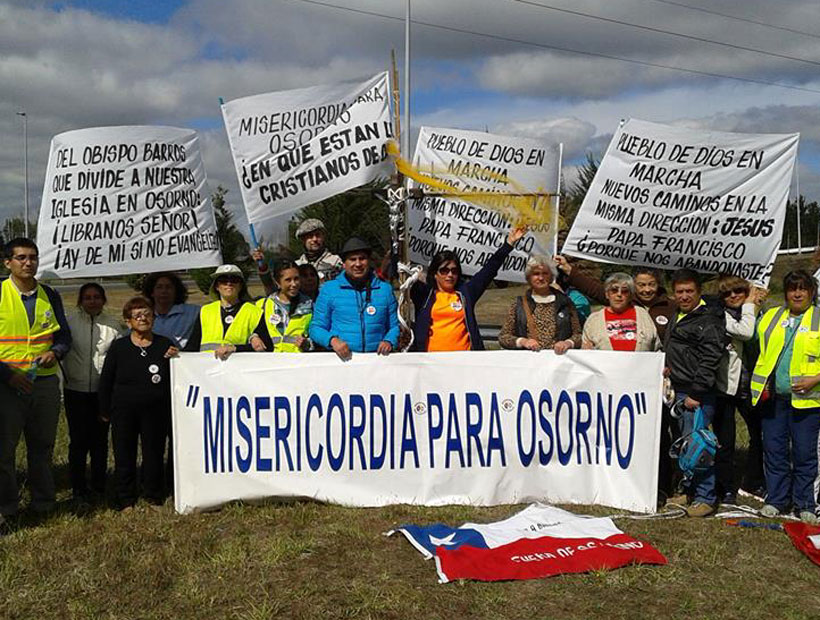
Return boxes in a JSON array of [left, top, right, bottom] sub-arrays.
[[436, 533, 667, 582]]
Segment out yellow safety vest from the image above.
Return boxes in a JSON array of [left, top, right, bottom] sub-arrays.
[[257, 296, 312, 353], [199, 301, 261, 351], [750, 305, 820, 409], [0, 278, 60, 377]]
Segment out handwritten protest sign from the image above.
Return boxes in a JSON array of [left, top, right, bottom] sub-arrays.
[[36, 126, 221, 279], [408, 127, 561, 282], [564, 118, 799, 286], [221, 72, 393, 225]]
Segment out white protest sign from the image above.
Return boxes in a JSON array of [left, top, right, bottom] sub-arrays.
[[172, 350, 663, 514], [221, 72, 393, 225], [564, 118, 798, 286], [36, 126, 221, 279], [408, 127, 561, 282]]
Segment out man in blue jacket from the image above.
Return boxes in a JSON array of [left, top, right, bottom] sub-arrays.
[[309, 237, 399, 360]]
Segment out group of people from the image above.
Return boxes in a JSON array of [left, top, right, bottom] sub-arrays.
[[2, 217, 819, 525]]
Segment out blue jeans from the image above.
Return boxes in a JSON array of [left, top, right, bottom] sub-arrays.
[[761, 398, 820, 512], [676, 391, 716, 505]]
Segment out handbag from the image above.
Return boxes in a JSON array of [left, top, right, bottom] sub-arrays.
[[669, 401, 718, 479], [520, 295, 539, 342]]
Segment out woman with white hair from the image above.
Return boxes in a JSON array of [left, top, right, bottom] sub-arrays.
[[581, 272, 661, 352], [498, 255, 581, 354]]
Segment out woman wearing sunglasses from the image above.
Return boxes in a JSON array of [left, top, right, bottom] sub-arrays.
[[580, 272, 661, 352], [714, 275, 766, 504], [410, 226, 527, 351], [183, 264, 262, 360]]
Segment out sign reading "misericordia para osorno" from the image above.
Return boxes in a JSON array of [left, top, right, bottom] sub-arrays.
[[171, 351, 663, 514]]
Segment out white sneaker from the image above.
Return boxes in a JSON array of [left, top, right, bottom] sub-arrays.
[[760, 504, 781, 518], [799, 511, 820, 525]]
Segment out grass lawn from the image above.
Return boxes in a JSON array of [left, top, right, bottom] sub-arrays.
[[2, 406, 819, 619], [4, 256, 817, 619]]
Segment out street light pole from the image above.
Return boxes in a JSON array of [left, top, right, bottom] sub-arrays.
[[16, 111, 29, 238], [402, 0, 410, 160]]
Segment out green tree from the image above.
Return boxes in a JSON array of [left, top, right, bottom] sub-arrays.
[[286, 187, 390, 260], [562, 152, 599, 229], [1, 216, 36, 245], [782, 195, 820, 250], [189, 186, 251, 294]]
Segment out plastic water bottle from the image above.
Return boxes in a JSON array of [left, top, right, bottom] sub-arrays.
[[25, 359, 39, 382]]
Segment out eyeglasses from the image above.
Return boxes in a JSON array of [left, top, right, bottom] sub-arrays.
[[437, 267, 459, 276], [607, 286, 631, 295], [721, 286, 747, 297], [11, 254, 38, 263], [217, 276, 242, 284], [129, 311, 153, 321]]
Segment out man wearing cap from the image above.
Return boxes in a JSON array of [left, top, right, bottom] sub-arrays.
[[295, 219, 342, 283], [310, 237, 398, 360], [253, 218, 342, 296], [0, 238, 72, 520]]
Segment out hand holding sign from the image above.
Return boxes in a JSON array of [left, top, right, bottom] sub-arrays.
[[507, 225, 528, 246]]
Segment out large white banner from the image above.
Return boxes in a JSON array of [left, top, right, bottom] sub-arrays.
[[221, 72, 393, 225], [172, 351, 663, 514], [564, 118, 799, 286], [408, 127, 561, 282], [37, 126, 221, 279]]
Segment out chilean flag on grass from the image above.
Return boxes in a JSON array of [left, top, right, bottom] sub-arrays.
[[388, 504, 667, 583], [783, 521, 820, 567]]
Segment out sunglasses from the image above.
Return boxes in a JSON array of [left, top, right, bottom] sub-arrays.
[[217, 276, 242, 284], [721, 286, 747, 297], [607, 286, 631, 295], [129, 311, 153, 321], [437, 267, 459, 276]]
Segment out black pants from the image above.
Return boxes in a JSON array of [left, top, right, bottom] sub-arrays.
[[111, 403, 170, 507], [63, 389, 109, 497], [714, 394, 765, 496], [658, 404, 681, 497]]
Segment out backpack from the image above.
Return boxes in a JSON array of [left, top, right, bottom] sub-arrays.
[[669, 400, 718, 479]]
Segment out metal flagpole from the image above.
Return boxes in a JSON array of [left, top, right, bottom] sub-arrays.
[[16, 111, 28, 238], [554, 143, 564, 252], [401, 0, 411, 269], [402, 0, 410, 161], [795, 158, 802, 252]]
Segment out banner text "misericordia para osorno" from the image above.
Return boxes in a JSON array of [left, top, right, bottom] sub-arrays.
[[199, 389, 649, 474]]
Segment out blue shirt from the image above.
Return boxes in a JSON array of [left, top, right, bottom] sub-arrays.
[[775, 313, 802, 396], [567, 288, 591, 325], [152, 303, 200, 348]]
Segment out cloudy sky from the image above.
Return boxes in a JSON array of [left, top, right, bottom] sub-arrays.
[[3, 0, 820, 244]]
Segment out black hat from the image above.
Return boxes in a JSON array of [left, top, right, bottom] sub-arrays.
[[340, 237, 372, 259]]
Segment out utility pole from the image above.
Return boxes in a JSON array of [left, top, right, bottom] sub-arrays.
[[16, 111, 29, 238]]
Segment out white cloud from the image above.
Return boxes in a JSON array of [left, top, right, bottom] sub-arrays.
[[4, 0, 820, 245], [494, 117, 596, 160]]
